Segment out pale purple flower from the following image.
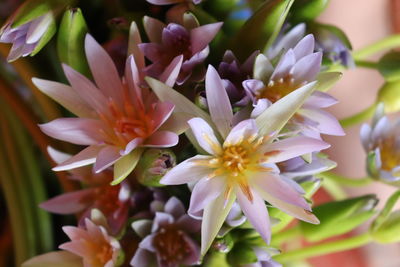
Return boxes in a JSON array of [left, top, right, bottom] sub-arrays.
[[160, 65, 328, 255], [242, 247, 281, 267], [60, 217, 122, 267], [140, 16, 222, 84], [243, 34, 344, 139], [34, 34, 184, 183], [131, 197, 201, 267], [360, 104, 400, 182], [40, 148, 130, 235], [0, 11, 55, 61], [218, 50, 258, 106]]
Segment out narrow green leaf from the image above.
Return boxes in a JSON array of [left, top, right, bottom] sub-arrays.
[[371, 190, 400, 232]]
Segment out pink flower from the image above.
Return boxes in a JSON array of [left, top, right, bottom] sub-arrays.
[[243, 34, 344, 139], [40, 148, 131, 234], [159, 66, 329, 255], [34, 34, 184, 183], [60, 217, 122, 267], [140, 15, 222, 84]]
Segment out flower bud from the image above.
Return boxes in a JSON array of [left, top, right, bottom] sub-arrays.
[[135, 149, 176, 187], [0, 0, 70, 61], [377, 81, 400, 113], [300, 195, 378, 242]]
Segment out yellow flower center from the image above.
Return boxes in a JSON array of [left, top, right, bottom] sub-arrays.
[[378, 136, 400, 171], [256, 76, 306, 103]]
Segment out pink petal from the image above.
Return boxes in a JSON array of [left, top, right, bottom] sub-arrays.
[[236, 186, 271, 244], [85, 34, 124, 105], [53, 145, 102, 171], [188, 177, 225, 216], [146, 0, 183, 4], [224, 119, 258, 146], [143, 131, 178, 147], [39, 118, 103, 145], [188, 117, 221, 155], [32, 78, 94, 118], [152, 101, 175, 132], [40, 189, 94, 214], [160, 155, 213, 185], [143, 16, 166, 43], [159, 55, 183, 87], [125, 55, 144, 110], [262, 136, 330, 163], [205, 65, 233, 138], [122, 138, 143, 155], [298, 108, 345, 136], [94, 146, 122, 173], [252, 172, 310, 210], [190, 22, 223, 53], [128, 22, 145, 72], [62, 64, 109, 115]]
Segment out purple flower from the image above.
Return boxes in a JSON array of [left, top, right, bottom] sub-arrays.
[[360, 104, 400, 182], [160, 66, 328, 255], [140, 15, 222, 84], [0, 12, 55, 61], [243, 34, 344, 138], [218, 50, 259, 106], [131, 197, 201, 267], [242, 247, 281, 267]]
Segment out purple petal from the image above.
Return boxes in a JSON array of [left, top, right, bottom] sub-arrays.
[[270, 50, 296, 81], [160, 155, 213, 185], [303, 91, 338, 109], [39, 189, 93, 214], [243, 79, 265, 98], [293, 34, 315, 60], [182, 234, 201, 265], [159, 55, 183, 87], [131, 248, 153, 267], [143, 16, 166, 43], [360, 123, 372, 150], [205, 65, 233, 138], [190, 22, 223, 53], [298, 108, 345, 136], [152, 212, 174, 231], [143, 131, 178, 147], [39, 118, 103, 145], [188, 117, 221, 155], [224, 119, 258, 146], [262, 136, 330, 163], [188, 177, 225, 215], [164, 196, 186, 218], [236, 186, 271, 244], [94, 146, 122, 173], [252, 172, 310, 210], [290, 52, 322, 83], [139, 234, 156, 252]]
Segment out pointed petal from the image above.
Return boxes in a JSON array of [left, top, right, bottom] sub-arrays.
[[21, 251, 82, 267], [62, 64, 109, 115], [188, 117, 221, 155], [201, 191, 236, 255], [112, 148, 143, 185], [143, 131, 178, 147], [291, 52, 322, 83], [190, 22, 223, 53], [94, 146, 122, 173], [39, 189, 93, 214], [293, 34, 315, 60], [39, 118, 103, 145], [32, 78, 94, 118], [164, 196, 186, 218], [128, 21, 145, 71], [188, 177, 225, 215], [254, 54, 273, 83], [125, 55, 144, 109], [85, 34, 124, 105], [47, 146, 71, 164], [252, 173, 310, 210], [160, 155, 213, 185], [360, 123, 372, 150], [146, 0, 183, 5], [236, 187, 271, 244], [143, 16, 165, 43], [152, 101, 175, 132], [53, 145, 101, 171], [262, 136, 330, 163], [224, 119, 258, 147], [298, 108, 345, 136], [255, 81, 317, 137], [205, 65, 233, 138], [270, 50, 296, 81], [130, 248, 153, 267], [303, 91, 338, 108], [131, 220, 152, 238], [159, 55, 183, 87]]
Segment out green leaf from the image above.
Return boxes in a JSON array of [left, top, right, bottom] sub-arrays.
[[378, 51, 400, 82], [291, 0, 329, 22], [300, 195, 378, 242], [227, 244, 257, 265], [57, 8, 90, 76], [372, 210, 400, 243], [229, 0, 295, 60], [371, 190, 400, 232]]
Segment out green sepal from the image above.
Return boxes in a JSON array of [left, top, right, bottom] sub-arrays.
[[291, 0, 329, 22], [229, 0, 295, 61], [30, 15, 56, 56], [378, 51, 400, 82], [366, 150, 380, 179], [227, 243, 257, 265], [300, 195, 378, 242], [377, 81, 400, 113], [57, 8, 90, 76], [12, 0, 70, 28]]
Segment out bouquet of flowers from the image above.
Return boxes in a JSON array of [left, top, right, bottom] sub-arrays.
[[1, 0, 400, 266]]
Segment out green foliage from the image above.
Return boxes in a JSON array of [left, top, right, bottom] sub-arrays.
[[378, 51, 400, 82], [291, 0, 329, 22], [377, 81, 400, 113]]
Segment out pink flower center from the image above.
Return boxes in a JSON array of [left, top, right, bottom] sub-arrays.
[[153, 226, 192, 265]]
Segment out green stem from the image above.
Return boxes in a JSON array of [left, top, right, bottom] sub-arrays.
[[321, 178, 347, 200], [355, 59, 378, 69], [271, 226, 301, 246], [317, 172, 372, 187], [340, 104, 377, 128], [353, 35, 400, 60], [274, 233, 372, 263]]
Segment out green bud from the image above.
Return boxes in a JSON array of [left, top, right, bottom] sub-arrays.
[[377, 81, 400, 113], [227, 243, 257, 265], [366, 150, 380, 179], [57, 8, 90, 76], [195, 91, 208, 110], [378, 51, 400, 82], [229, 0, 295, 61], [213, 234, 235, 253], [300, 195, 378, 242], [291, 0, 329, 22], [135, 149, 176, 187]]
